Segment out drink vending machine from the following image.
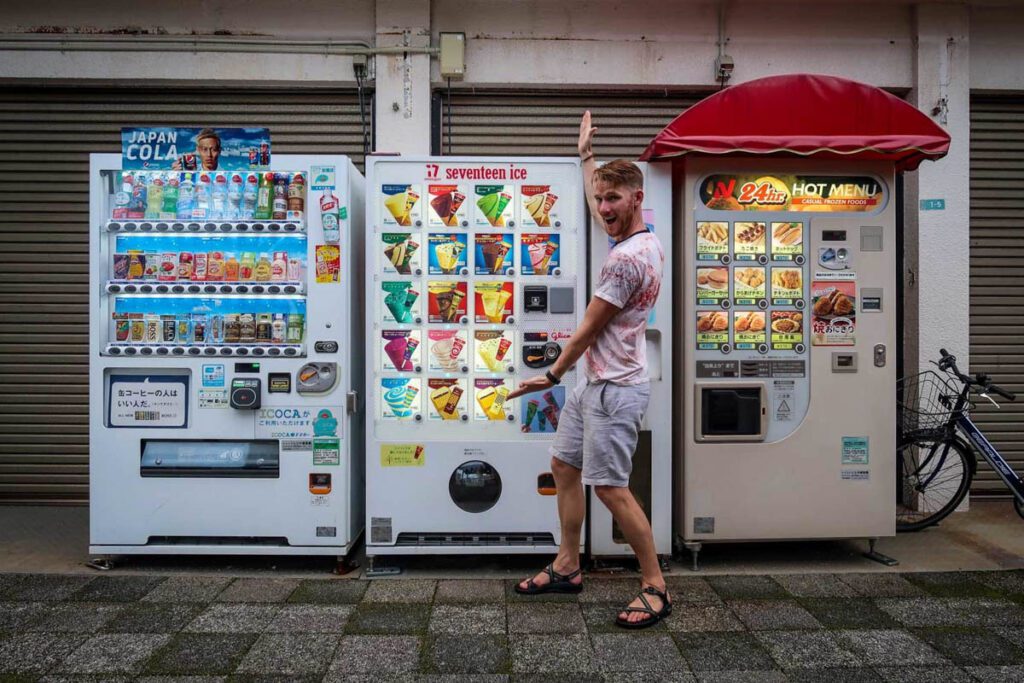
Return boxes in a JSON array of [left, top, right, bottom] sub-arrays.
[[364, 156, 585, 562], [678, 158, 897, 565], [588, 161, 674, 561], [89, 154, 365, 560]]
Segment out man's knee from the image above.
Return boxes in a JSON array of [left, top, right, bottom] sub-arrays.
[[594, 484, 629, 507], [550, 456, 581, 478]]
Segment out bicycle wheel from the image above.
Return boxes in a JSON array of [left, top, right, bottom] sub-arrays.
[[897, 437, 973, 531]]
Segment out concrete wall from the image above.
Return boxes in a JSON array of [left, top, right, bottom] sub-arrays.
[[1, 0, 1023, 375]]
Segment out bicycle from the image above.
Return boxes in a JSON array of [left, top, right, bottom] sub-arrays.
[[896, 349, 1021, 531]]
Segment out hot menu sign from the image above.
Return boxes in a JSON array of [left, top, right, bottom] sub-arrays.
[[700, 174, 885, 213]]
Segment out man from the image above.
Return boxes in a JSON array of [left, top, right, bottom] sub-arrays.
[[173, 128, 221, 171], [508, 111, 670, 628]]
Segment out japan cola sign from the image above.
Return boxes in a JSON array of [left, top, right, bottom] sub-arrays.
[[700, 174, 886, 213]]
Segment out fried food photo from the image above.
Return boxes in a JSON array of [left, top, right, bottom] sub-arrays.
[[698, 268, 729, 290], [698, 222, 728, 245], [735, 267, 765, 289], [772, 222, 803, 246], [813, 289, 854, 317], [736, 222, 766, 246], [772, 268, 802, 290], [733, 311, 764, 333], [770, 312, 801, 334], [698, 311, 728, 333]]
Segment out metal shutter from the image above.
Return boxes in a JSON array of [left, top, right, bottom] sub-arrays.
[[0, 86, 371, 505], [969, 94, 1024, 496], [436, 89, 704, 158]]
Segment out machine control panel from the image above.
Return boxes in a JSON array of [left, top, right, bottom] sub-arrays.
[[230, 378, 261, 409]]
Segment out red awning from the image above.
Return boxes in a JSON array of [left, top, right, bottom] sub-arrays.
[[638, 74, 950, 171]]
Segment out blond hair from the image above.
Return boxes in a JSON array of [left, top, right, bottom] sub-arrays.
[[593, 159, 644, 190]]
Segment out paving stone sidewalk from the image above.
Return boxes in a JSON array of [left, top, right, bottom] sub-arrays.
[[3, 570, 1024, 681]]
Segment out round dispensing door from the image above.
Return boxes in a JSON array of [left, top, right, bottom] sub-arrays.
[[449, 460, 502, 513]]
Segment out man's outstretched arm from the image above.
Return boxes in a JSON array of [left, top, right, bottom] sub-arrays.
[[579, 110, 603, 231]]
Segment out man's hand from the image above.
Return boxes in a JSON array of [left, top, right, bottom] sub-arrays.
[[579, 110, 597, 159], [507, 374, 554, 400]]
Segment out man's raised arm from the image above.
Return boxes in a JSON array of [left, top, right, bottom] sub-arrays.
[[579, 111, 603, 231]]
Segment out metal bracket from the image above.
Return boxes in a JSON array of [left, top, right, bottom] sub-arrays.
[[862, 538, 899, 566], [366, 555, 402, 577], [683, 542, 703, 572], [85, 558, 114, 571], [347, 391, 359, 415]]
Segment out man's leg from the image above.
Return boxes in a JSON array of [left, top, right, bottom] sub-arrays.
[[594, 485, 668, 623], [519, 456, 584, 590]]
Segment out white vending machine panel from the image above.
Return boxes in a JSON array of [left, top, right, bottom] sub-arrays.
[[365, 157, 585, 556], [88, 154, 365, 556]]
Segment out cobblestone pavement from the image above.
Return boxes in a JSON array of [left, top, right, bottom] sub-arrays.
[[3, 570, 1024, 681]]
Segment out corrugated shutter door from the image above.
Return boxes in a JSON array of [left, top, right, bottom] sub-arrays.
[[0, 87, 371, 505], [969, 94, 1024, 496], [438, 90, 703, 158]]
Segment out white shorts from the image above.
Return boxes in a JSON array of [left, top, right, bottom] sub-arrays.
[[549, 380, 650, 487]]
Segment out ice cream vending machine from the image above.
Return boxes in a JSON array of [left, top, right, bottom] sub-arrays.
[[364, 156, 585, 559], [679, 159, 896, 562], [588, 161, 674, 560], [88, 154, 365, 559]]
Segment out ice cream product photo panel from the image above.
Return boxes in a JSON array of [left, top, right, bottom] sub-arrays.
[[474, 281, 514, 324], [474, 330, 515, 373], [474, 377, 513, 421], [520, 185, 560, 228], [381, 376, 421, 420], [427, 184, 468, 228], [381, 233, 421, 275], [381, 184, 422, 227], [427, 281, 469, 324], [428, 233, 468, 275], [520, 234, 560, 275], [381, 329, 422, 372], [474, 234, 515, 275], [428, 377, 467, 421], [428, 329, 468, 372], [381, 281, 421, 324], [474, 185, 514, 228]]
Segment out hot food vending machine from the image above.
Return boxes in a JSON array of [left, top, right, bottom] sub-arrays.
[[364, 156, 584, 563], [588, 161, 674, 561], [679, 159, 896, 566], [89, 150, 365, 561]]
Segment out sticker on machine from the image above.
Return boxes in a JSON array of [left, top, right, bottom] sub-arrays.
[[427, 329, 468, 372], [310, 165, 336, 191], [521, 387, 564, 433], [381, 184, 422, 227], [475, 281, 514, 324], [198, 389, 229, 409], [380, 377, 421, 420], [428, 378, 467, 421], [521, 234, 560, 275], [474, 185, 514, 228], [841, 436, 869, 465], [841, 469, 870, 481], [734, 222, 766, 260], [256, 406, 315, 439], [427, 184, 467, 227], [475, 234, 515, 275], [427, 281, 469, 324], [520, 185, 560, 228], [696, 221, 729, 260], [381, 233, 421, 275], [811, 281, 856, 346], [312, 437, 341, 466], [315, 244, 340, 284], [108, 374, 189, 429], [428, 233, 468, 274], [202, 364, 225, 388], [381, 443, 425, 467], [381, 281, 421, 324], [474, 330, 515, 373], [381, 329, 422, 372], [474, 378, 513, 422]]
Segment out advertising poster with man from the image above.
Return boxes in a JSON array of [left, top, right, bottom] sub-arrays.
[[121, 127, 271, 171]]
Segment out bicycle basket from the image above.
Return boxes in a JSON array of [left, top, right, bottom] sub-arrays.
[[897, 370, 970, 436]]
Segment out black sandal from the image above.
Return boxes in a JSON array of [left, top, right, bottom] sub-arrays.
[[615, 585, 672, 629], [515, 564, 583, 595]]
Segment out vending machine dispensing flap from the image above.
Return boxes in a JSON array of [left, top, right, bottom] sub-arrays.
[[695, 382, 767, 442]]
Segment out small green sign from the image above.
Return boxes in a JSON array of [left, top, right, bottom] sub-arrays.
[[313, 437, 341, 466], [842, 436, 869, 465]]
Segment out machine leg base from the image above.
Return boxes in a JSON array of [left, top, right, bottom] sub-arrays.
[[334, 557, 360, 576], [85, 558, 114, 571], [365, 556, 402, 577], [659, 555, 671, 572], [683, 542, 702, 572], [862, 538, 899, 566]]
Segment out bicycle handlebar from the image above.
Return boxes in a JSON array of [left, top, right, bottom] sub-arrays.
[[937, 348, 1016, 401]]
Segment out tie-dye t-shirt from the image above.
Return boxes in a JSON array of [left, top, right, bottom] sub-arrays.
[[587, 229, 664, 385]]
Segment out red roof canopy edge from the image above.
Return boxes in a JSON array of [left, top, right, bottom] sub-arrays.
[[638, 74, 950, 172]]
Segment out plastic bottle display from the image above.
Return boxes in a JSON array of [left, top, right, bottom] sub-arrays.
[[242, 173, 258, 219], [272, 174, 288, 220], [112, 309, 305, 346], [113, 174, 132, 219], [129, 175, 147, 219], [177, 173, 195, 217], [162, 175, 179, 219], [254, 253, 272, 282], [144, 175, 163, 219], [227, 173, 243, 220], [224, 253, 240, 281], [256, 172, 273, 219], [211, 173, 228, 220], [287, 173, 305, 216], [194, 173, 212, 219]]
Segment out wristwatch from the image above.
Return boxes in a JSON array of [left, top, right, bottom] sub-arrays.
[[545, 370, 561, 385]]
